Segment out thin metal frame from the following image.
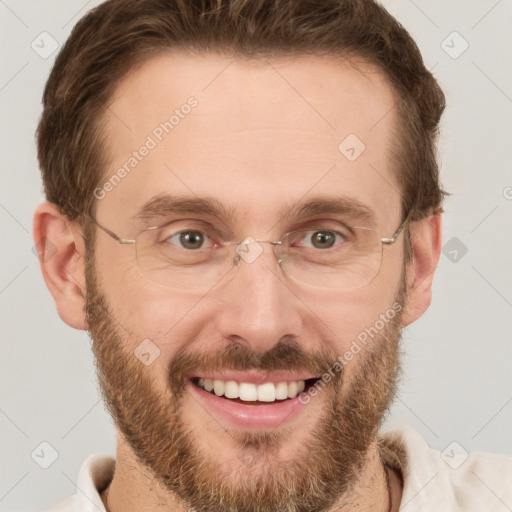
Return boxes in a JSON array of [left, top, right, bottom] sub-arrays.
[[88, 213, 410, 251]]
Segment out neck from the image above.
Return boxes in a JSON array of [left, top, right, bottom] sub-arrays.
[[101, 437, 402, 512]]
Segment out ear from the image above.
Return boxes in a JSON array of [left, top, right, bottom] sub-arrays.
[[401, 214, 442, 327], [33, 202, 87, 330]]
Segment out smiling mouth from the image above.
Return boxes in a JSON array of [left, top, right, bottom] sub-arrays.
[[191, 377, 319, 404]]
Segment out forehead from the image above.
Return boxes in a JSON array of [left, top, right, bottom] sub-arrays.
[[100, 52, 401, 232]]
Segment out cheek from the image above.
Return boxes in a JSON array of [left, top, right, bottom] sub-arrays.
[[309, 277, 402, 358], [101, 260, 205, 355]]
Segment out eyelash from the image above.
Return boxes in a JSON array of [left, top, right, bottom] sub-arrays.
[[160, 226, 350, 250], [158, 223, 220, 245]]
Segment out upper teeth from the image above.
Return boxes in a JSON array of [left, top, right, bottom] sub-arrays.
[[197, 378, 306, 402]]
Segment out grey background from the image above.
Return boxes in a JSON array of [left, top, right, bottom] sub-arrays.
[[1, 1, 511, 510]]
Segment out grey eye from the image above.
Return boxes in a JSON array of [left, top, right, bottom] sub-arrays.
[[302, 230, 344, 249], [310, 231, 336, 249], [167, 230, 210, 250]]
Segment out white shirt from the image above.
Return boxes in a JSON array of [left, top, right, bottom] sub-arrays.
[[45, 425, 512, 511]]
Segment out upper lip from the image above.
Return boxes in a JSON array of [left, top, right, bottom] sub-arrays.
[[189, 370, 319, 385]]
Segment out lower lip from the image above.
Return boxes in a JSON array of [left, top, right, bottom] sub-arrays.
[[186, 381, 310, 430]]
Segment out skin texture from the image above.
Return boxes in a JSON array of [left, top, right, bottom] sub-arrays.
[[33, 53, 442, 512]]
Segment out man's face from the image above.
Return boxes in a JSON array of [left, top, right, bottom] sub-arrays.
[[85, 53, 407, 512]]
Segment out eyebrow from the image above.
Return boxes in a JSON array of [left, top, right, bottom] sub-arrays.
[[131, 193, 376, 228]]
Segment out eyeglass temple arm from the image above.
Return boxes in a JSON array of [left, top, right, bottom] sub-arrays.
[[381, 211, 411, 245], [88, 214, 136, 245]]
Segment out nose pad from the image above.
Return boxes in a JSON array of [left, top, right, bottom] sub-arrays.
[[233, 237, 284, 268], [234, 237, 265, 266]]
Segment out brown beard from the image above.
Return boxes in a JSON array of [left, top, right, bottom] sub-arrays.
[[84, 234, 405, 512]]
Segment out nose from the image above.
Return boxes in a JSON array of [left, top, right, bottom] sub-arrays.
[[213, 241, 303, 354]]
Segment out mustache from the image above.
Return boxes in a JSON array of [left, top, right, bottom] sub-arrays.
[[168, 338, 342, 396]]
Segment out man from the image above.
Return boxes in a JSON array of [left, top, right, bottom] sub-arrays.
[[33, 0, 511, 511]]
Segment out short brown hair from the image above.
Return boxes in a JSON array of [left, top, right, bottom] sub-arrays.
[[37, 0, 446, 226]]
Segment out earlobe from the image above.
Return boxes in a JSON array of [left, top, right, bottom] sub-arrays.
[[33, 202, 88, 330], [401, 214, 442, 327]]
